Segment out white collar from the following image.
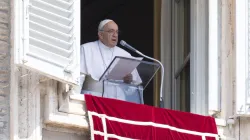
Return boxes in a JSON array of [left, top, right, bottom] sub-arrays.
[[98, 40, 115, 50]]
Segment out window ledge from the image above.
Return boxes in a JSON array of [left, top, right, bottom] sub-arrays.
[[58, 83, 86, 116], [215, 118, 226, 127], [70, 94, 85, 101], [43, 80, 89, 130], [44, 111, 89, 129]]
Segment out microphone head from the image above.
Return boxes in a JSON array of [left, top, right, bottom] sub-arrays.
[[120, 40, 127, 46]]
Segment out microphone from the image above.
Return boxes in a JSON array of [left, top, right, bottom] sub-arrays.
[[120, 40, 138, 53], [120, 40, 165, 108]]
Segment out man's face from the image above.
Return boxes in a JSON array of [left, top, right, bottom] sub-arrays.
[[99, 21, 119, 48]]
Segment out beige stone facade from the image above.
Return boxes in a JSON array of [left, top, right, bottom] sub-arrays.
[[0, 0, 249, 140]]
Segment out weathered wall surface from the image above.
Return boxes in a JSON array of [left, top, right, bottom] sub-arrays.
[[0, 0, 10, 139], [220, 0, 250, 139], [42, 129, 88, 140], [5, 0, 250, 139]]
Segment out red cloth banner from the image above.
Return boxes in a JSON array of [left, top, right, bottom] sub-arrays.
[[85, 94, 218, 140]]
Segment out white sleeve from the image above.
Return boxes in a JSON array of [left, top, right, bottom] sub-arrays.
[[80, 45, 87, 75], [130, 56, 143, 85], [132, 69, 142, 85]]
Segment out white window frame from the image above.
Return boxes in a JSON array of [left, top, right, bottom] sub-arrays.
[[208, 0, 221, 114], [161, 0, 172, 109], [171, 0, 191, 111], [161, 0, 211, 115], [235, 0, 250, 115], [190, 0, 209, 115]]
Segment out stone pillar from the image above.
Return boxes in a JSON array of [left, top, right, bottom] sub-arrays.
[[220, 0, 236, 138], [18, 70, 41, 140], [220, 0, 235, 120]]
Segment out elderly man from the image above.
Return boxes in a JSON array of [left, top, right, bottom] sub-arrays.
[[79, 19, 143, 103]]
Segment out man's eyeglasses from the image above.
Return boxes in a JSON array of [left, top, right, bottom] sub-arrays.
[[100, 29, 121, 35]]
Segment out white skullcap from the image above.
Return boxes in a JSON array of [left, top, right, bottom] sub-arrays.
[[98, 19, 113, 31]]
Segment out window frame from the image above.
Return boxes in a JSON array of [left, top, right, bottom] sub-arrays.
[[171, 0, 191, 112], [161, 0, 211, 115], [208, 0, 221, 114], [235, 0, 250, 115], [189, 0, 209, 115]]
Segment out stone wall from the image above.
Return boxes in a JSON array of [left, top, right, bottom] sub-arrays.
[[219, 0, 250, 139], [0, 0, 10, 139]]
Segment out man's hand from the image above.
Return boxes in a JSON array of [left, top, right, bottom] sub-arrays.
[[123, 74, 133, 84]]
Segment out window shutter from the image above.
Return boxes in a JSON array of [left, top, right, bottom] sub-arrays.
[[18, 0, 80, 85], [236, 0, 250, 115]]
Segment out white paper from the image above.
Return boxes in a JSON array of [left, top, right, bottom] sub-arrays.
[[106, 57, 143, 80]]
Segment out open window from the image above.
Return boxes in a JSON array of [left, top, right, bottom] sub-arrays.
[[171, 0, 191, 112], [15, 0, 218, 119], [161, 0, 219, 116]]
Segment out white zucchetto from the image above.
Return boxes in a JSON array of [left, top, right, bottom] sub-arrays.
[[98, 19, 113, 31]]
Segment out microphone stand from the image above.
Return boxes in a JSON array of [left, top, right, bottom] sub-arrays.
[[120, 40, 164, 107], [134, 50, 165, 108]]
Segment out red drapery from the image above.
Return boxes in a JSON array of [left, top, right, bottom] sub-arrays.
[[85, 94, 218, 140]]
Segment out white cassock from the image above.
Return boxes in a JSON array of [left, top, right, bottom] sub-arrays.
[[80, 40, 143, 104]]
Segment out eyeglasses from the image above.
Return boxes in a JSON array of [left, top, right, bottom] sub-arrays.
[[100, 29, 121, 35]]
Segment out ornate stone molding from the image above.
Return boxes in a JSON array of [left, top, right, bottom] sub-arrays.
[[58, 82, 86, 116], [43, 80, 89, 134]]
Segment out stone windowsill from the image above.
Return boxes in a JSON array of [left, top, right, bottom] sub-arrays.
[[43, 81, 89, 131]]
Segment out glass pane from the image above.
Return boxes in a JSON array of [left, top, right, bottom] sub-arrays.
[[173, 0, 190, 72], [180, 62, 190, 112], [172, 0, 191, 112], [175, 62, 190, 112]]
